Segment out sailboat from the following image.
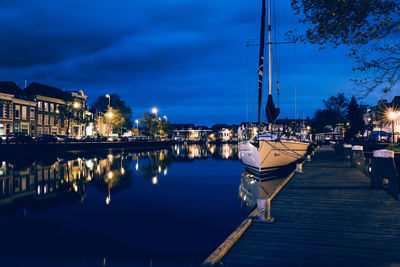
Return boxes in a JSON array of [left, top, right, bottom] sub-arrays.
[[238, 0, 309, 177]]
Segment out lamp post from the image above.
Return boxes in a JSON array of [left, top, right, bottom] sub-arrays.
[[105, 94, 111, 109], [107, 111, 113, 137], [135, 119, 139, 137], [388, 110, 396, 143], [163, 115, 167, 122]]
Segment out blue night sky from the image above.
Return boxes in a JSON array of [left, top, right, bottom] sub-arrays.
[[0, 0, 393, 126]]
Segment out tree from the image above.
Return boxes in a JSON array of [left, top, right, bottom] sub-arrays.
[[312, 93, 349, 132], [157, 119, 172, 137], [57, 101, 86, 137], [93, 94, 133, 131], [140, 112, 158, 137], [291, 0, 400, 95], [107, 108, 125, 134], [345, 96, 366, 141]]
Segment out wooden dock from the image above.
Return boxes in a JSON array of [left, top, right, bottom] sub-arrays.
[[206, 146, 400, 266]]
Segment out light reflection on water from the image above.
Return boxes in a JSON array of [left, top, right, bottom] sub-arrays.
[[0, 144, 247, 265]]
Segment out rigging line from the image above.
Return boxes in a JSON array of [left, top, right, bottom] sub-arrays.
[[294, 41, 297, 120]]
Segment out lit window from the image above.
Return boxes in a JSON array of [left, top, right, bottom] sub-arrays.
[[38, 101, 42, 110], [44, 102, 48, 111], [38, 114, 43, 125], [21, 106, 27, 120], [44, 115, 48, 125], [30, 108, 35, 120]]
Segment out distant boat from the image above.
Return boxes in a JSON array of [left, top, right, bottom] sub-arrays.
[[238, 0, 309, 177]]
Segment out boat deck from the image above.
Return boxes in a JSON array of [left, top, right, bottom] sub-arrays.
[[207, 146, 400, 265]]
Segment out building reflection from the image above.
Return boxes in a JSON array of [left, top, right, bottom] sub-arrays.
[[0, 144, 238, 213]]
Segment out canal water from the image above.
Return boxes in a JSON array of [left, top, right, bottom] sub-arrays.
[[0, 144, 258, 266]]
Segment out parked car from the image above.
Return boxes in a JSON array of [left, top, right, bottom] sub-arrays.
[[36, 134, 58, 143], [80, 136, 95, 142], [368, 131, 391, 142], [56, 135, 77, 142], [95, 136, 107, 142], [6, 132, 34, 144]]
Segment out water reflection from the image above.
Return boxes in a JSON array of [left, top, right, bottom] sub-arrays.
[[239, 168, 293, 209], [0, 144, 238, 213]]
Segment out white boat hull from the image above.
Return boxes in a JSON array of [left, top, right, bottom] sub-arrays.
[[238, 140, 309, 176]]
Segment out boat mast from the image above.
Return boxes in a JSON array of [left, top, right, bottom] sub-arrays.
[[257, 0, 266, 124], [268, 0, 272, 96]]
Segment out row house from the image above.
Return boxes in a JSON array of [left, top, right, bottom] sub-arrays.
[[0, 81, 106, 138], [0, 81, 36, 135], [217, 127, 238, 142], [25, 82, 70, 136]]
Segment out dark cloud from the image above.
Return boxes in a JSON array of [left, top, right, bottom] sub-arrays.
[[0, 0, 368, 125]]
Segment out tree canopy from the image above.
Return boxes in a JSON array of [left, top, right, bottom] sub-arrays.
[[291, 0, 400, 95], [93, 94, 133, 130], [345, 96, 366, 141], [313, 93, 348, 132], [57, 101, 86, 137]]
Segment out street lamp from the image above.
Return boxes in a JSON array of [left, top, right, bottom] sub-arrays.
[[106, 110, 113, 137], [152, 107, 158, 117], [388, 110, 396, 143], [73, 102, 80, 109], [105, 94, 111, 108], [163, 115, 167, 122]]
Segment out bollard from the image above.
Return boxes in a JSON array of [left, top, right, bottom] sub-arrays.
[[256, 197, 274, 223], [351, 145, 365, 171], [296, 163, 303, 173], [370, 149, 399, 200], [343, 144, 352, 160]]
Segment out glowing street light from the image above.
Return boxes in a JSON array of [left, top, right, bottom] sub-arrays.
[[105, 94, 111, 108], [387, 109, 397, 143], [163, 115, 167, 122], [73, 102, 80, 109], [152, 107, 158, 117]]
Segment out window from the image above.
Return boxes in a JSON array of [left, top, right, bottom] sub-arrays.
[[38, 114, 43, 125], [13, 123, 19, 132], [0, 103, 3, 117], [50, 103, 54, 112], [21, 106, 27, 120], [0, 124, 3, 135], [50, 115, 54, 126], [44, 127, 49, 134], [38, 101, 42, 110], [15, 105, 20, 119], [44, 102, 48, 111], [21, 124, 28, 134], [44, 115, 49, 125], [30, 108, 35, 120], [37, 127, 43, 135]]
